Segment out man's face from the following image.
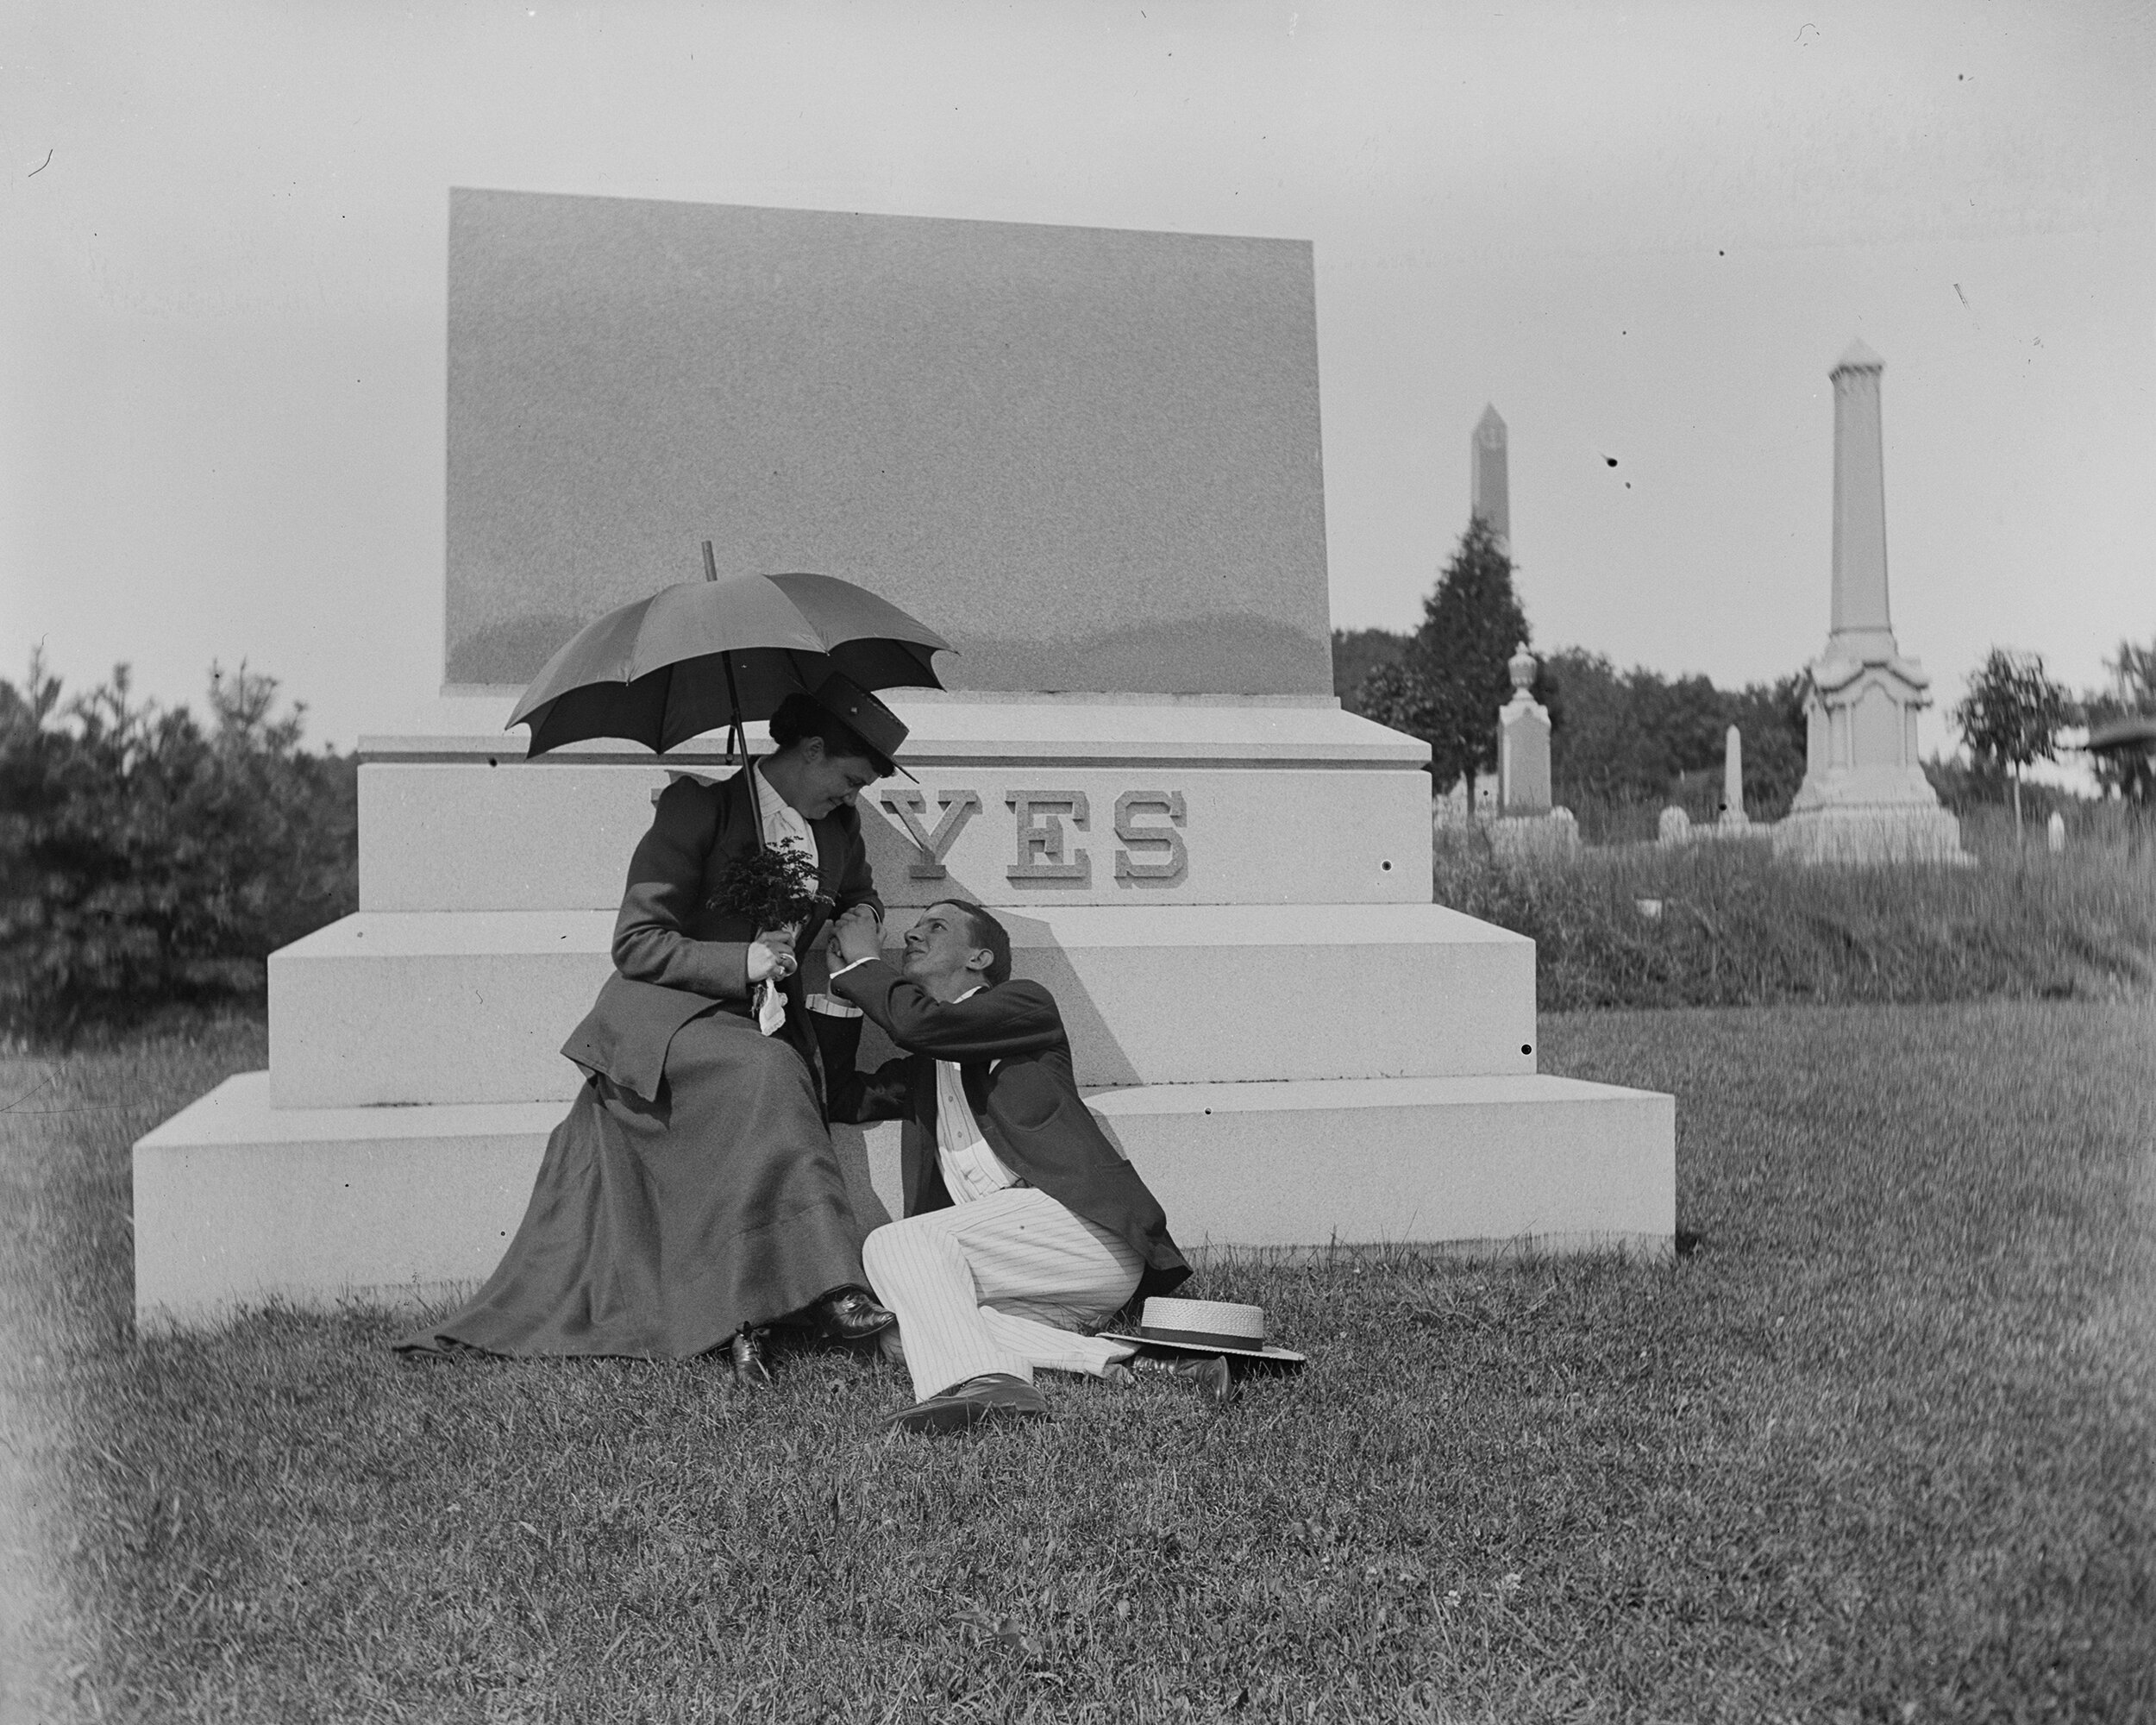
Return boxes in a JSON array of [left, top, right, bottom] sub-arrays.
[[901, 904, 989, 995], [793, 740, 882, 819]]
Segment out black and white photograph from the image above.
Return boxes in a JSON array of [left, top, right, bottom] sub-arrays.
[[3, 3, 2150, 1719]]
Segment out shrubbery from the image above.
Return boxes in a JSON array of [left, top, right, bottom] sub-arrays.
[[1434, 809, 2156, 1012], [0, 655, 357, 1038]]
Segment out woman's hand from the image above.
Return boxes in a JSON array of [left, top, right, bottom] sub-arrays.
[[746, 926, 799, 985], [831, 903, 883, 967]]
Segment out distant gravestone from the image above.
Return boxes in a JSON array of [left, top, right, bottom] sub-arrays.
[[1719, 724, 1749, 831], [1496, 643, 1551, 816], [445, 190, 1332, 696], [2047, 811, 2065, 854], [1658, 806, 1691, 846]]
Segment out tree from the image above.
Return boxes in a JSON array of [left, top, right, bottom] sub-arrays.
[[2080, 630, 2156, 803], [2104, 632, 2156, 708], [0, 653, 358, 1036], [1539, 650, 1808, 819], [1952, 647, 2073, 843], [1330, 627, 1411, 715], [1360, 515, 1534, 792]]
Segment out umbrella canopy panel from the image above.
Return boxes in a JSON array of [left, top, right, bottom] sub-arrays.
[[509, 571, 950, 757]]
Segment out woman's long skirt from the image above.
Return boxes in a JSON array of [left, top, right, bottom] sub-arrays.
[[400, 1011, 867, 1359]]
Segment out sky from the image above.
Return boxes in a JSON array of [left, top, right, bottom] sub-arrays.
[[3, 0, 2150, 754]]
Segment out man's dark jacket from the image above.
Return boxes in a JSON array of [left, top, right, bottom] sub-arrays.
[[828, 958, 1191, 1301], [560, 769, 881, 1105]]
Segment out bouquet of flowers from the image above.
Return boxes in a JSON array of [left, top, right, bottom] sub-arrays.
[[705, 845, 827, 932]]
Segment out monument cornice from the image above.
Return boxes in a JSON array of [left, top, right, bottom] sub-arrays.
[[1807, 648, 1931, 701]]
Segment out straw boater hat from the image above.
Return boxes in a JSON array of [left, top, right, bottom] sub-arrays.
[[1100, 1297, 1306, 1368]]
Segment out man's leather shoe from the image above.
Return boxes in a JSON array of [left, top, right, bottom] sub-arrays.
[[1111, 1352, 1237, 1406], [813, 1289, 895, 1343], [885, 1372, 1049, 1437], [730, 1327, 774, 1389]]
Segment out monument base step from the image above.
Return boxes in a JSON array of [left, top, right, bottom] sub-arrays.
[[1771, 802, 1968, 865], [266, 902, 1536, 1107], [132, 1071, 1674, 1330]]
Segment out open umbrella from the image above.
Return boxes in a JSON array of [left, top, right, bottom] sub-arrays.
[[508, 544, 952, 759]]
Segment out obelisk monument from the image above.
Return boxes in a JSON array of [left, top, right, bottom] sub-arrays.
[[1773, 341, 1965, 864], [1471, 404, 1510, 550], [1719, 725, 1748, 831]]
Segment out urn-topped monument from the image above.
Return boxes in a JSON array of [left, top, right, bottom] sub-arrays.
[[1774, 341, 1965, 865]]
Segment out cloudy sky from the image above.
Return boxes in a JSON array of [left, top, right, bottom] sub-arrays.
[[3, 1, 2149, 750]]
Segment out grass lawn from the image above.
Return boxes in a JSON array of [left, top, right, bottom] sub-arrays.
[[3, 1000, 2152, 1722]]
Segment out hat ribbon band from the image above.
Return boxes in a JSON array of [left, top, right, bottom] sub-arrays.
[[1137, 1325, 1267, 1353]]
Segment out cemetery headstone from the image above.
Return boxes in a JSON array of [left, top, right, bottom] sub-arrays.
[[1497, 643, 1552, 816], [1773, 341, 1965, 864], [132, 193, 1675, 1327], [1719, 724, 1750, 830]]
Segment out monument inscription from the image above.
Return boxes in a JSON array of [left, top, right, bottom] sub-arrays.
[[877, 786, 1192, 891]]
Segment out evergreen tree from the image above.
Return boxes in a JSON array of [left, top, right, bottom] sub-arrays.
[[0, 653, 358, 1036], [1359, 515, 1532, 792]]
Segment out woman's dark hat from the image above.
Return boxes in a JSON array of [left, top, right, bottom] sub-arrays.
[[810, 670, 915, 781], [1099, 1297, 1306, 1367]]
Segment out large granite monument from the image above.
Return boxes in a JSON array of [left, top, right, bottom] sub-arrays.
[[134, 194, 1674, 1327], [1774, 341, 1965, 864]]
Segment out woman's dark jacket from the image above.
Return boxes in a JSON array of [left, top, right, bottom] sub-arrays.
[[560, 769, 881, 1105]]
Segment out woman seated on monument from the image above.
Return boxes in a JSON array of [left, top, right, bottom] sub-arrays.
[[400, 673, 906, 1383]]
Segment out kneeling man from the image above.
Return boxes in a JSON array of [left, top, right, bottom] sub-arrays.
[[827, 900, 1190, 1434]]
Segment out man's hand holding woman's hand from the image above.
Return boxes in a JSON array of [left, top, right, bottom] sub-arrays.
[[746, 926, 799, 985], [831, 903, 884, 967]]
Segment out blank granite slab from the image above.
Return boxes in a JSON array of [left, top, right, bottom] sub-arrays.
[[447, 191, 1331, 695]]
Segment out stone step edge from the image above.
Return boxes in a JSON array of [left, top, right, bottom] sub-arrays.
[[139, 1070, 1659, 1148], [270, 902, 1532, 962], [134, 1074, 1674, 1329], [135, 1226, 1677, 1335]]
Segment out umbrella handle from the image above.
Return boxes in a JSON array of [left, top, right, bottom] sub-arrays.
[[722, 650, 747, 771]]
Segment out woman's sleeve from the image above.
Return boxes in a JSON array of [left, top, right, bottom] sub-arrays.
[[611, 779, 753, 1000], [833, 807, 884, 922]]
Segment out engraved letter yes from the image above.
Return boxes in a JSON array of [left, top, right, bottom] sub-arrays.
[[1113, 790, 1188, 882], [877, 789, 983, 880], [1006, 790, 1091, 886]]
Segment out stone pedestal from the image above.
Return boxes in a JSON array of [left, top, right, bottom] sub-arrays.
[[136, 696, 1671, 1323], [1773, 342, 1965, 866], [131, 195, 1675, 1327], [1497, 644, 1551, 817]]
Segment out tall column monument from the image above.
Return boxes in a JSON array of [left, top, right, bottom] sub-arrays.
[[1471, 404, 1510, 551], [1773, 341, 1965, 864]]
